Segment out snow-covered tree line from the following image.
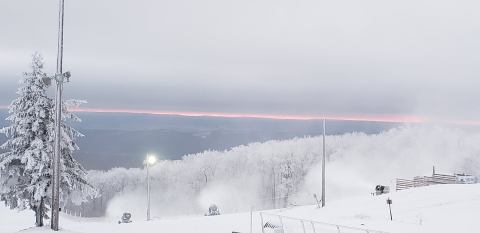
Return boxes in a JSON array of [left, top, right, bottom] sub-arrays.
[[78, 126, 480, 218], [0, 54, 96, 226], [76, 137, 324, 217]]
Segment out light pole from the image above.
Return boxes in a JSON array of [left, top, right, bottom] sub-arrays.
[[321, 118, 326, 207], [50, 0, 70, 230], [145, 154, 157, 221]]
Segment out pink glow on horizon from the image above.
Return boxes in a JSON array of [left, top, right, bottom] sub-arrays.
[[68, 107, 426, 123], [2, 105, 480, 125]]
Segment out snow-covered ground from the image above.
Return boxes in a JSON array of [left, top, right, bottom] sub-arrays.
[[2, 184, 479, 233], [266, 184, 480, 233]]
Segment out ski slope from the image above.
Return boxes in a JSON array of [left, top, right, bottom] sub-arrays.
[[1, 184, 479, 233]]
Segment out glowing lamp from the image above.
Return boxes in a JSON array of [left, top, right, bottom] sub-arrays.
[[146, 154, 157, 165]]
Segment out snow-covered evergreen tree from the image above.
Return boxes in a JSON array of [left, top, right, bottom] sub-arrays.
[[0, 53, 96, 227], [0, 53, 53, 226]]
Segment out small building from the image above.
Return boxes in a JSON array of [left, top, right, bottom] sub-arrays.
[[455, 174, 477, 184]]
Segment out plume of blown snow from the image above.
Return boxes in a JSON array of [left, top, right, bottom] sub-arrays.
[[103, 125, 480, 218], [297, 125, 480, 204]]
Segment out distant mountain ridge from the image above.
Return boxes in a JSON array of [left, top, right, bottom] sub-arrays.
[[0, 110, 396, 170]]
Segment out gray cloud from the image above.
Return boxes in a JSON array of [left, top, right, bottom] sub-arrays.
[[1, 0, 480, 120]]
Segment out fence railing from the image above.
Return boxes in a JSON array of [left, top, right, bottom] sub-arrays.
[[395, 179, 414, 191], [62, 207, 85, 218], [396, 173, 456, 191], [259, 212, 389, 233]]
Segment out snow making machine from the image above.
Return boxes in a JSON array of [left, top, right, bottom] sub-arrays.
[[118, 212, 132, 224], [206, 204, 221, 216], [375, 185, 390, 195]]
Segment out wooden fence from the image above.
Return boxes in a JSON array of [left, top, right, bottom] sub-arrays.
[[62, 207, 85, 218], [395, 179, 414, 191], [396, 173, 456, 191]]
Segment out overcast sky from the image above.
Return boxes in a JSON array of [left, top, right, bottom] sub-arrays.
[[1, 0, 480, 122]]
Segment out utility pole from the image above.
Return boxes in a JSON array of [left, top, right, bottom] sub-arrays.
[[321, 118, 326, 207], [51, 0, 66, 230], [145, 154, 157, 221], [146, 160, 151, 221]]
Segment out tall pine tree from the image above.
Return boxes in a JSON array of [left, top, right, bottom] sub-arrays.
[[0, 53, 53, 226], [0, 53, 96, 227]]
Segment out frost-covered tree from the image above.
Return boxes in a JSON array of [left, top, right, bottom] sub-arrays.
[[56, 99, 97, 207], [0, 53, 53, 226], [0, 53, 96, 227]]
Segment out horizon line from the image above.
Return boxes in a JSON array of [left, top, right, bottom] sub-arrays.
[[1, 105, 480, 125], [69, 107, 425, 123], [0, 105, 422, 123]]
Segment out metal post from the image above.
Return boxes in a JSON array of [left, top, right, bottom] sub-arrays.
[[147, 161, 151, 221], [51, 0, 65, 230], [259, 212, 265, 233], [301, 220, 307, 233], [387, 198, 393, 221], [389, 204, 393, 221], [321, 118, 326, 207], [278, 215, 284, 229], [311, 222, 317, 233], [250, 206, 253, 233]]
